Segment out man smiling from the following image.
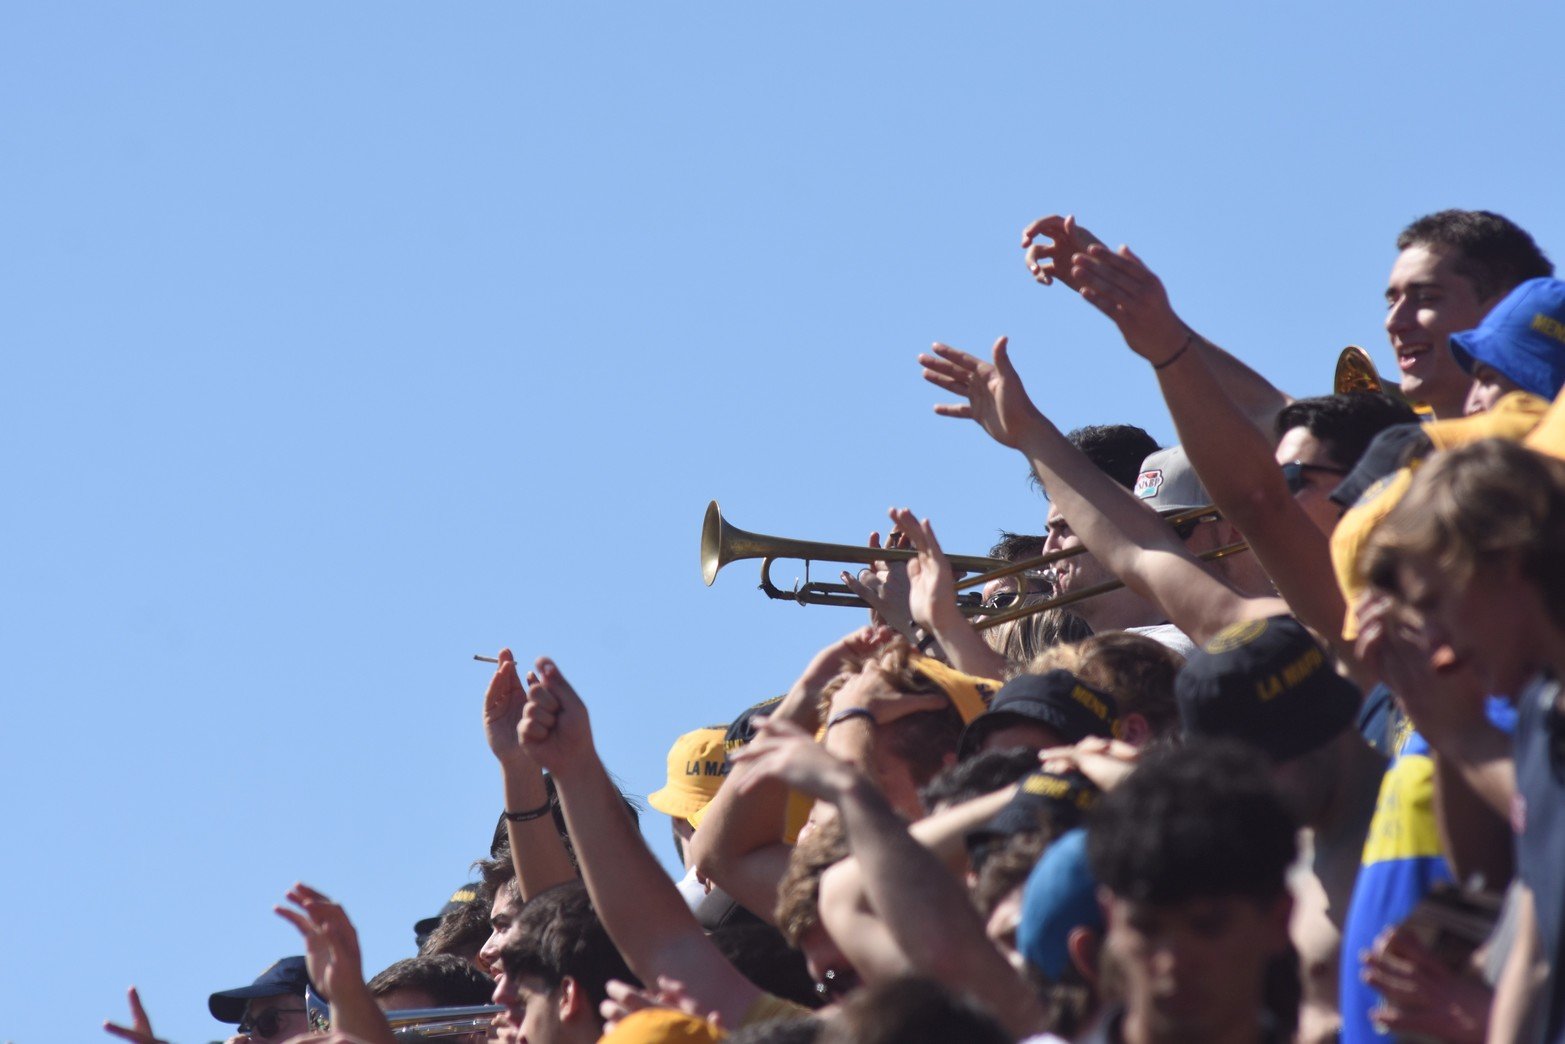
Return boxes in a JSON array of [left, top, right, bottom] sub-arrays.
[[1384, 210, 1552, 419]]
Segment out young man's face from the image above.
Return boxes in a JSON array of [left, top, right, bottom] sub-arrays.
[[1464, 362, 1524, 416], [1384, 243, 1490, 418], [492, 970, 566, 1044], [1274, 425, 1347, 536], [477, 886, 523, 976], [1103, 890, 1289, 1043], [1396, 555, 1539, 697], [235, 993, 309, 1043]]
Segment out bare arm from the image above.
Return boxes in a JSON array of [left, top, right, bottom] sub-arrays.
[[1487, 884, 1545, 1044], [483, 649, 576, 899], [1021, 214, 1291, 432], [735, 722, 1044, 1039], [275, 885, 395, 1044], [893, 507, 1010, 679], [520, 657, 764, 1029], [816, 784, 1017, 981], [922, 337, 1284, 645], [1356, 596, 1516, 883], [689, 628, 892, 922], [1069, 245, 1356, 668]]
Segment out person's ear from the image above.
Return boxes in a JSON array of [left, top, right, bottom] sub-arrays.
[[557, 976, 586, 1023], [1116, 713, 1151, 747], [1066, 926, 1101, 989]]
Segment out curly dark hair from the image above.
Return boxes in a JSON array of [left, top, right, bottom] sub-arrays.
[[1087, 740, 1297, 905], [1274, 393, 1419, 471], [498, 880, 637, 1009]]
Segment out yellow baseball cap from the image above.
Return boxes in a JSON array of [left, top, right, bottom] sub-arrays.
[[1424, 390, 1548, 451], [1332, 467, 1416, 641], [599, 1010, 724, 1044], [911, 655, 1001, 723], [646, 726, 729, 824], [1526, 385, 1565, 460]]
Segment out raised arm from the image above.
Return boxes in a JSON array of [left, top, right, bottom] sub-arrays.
[[483, 648, 577, 899], [1022, 214, 1292, 431], [815, 782, 1017, 982], [518, 657, 764, 1029], [688, 627, 892, 920], [922, 337, 1284, 644], [275, 885, 394, 1044], [1356, 596, 1515, 884], [892, 508, 1010, 680], [734, 721, 1043, 1039], [1069, 244, 1357, 664]]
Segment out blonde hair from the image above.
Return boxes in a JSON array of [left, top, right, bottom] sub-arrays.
[[1362, 439, 1565, 627], [1025, 632, 1185, 739], [982, 608, 1092, 677]]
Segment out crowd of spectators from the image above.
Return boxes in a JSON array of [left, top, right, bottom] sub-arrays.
[[105, 208, 1565, 1044]]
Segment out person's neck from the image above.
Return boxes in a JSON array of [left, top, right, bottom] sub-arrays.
[[1122, 1008, 1265, 1044], [1079, 589, 1164, 633], [1312, 734, 1381, 844], [1422, 391, 1470, 422]]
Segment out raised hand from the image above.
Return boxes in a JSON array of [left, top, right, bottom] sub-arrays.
[[1037, 737, 1141, 793], [920, 337, 1045, 450], [795, 625, 897, 696], [1355, 593, 1483, 745], [1363, 923, 1489, 1043], [599, 976, 721, 1034], [519, 657, 595, 774], [888, 508, 961, 633], [1021, 213, 1105, 290], [1067, 244, 1189, 364], [840, 529, 918, 640], [103, 987, 168, 1044], [274, 883, 365, 1005], [731, 718, 859, 802], [483, 648, 530, 764]]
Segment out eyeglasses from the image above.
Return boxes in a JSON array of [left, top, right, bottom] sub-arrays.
[[982, 591, 1023, 610], [1281, 460, 1348, 495], [237, 1008, 307, 1040]]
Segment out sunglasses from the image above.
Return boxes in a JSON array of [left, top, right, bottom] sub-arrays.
[[1281, 460, 1348, 495], [237, 1008, 307, 1040]]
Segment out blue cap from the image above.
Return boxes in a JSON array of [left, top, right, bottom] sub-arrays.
[[1450, 277, 1565, 401], [1017, 828, 1103, 981], [208, 956, 310, 1023]]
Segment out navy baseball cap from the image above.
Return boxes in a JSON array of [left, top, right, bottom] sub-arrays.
[[1328, 423, 1432, 509], [965, 768, 1100, 868], [1176, 615, 1361, 763], [958, 670, 1117, 759], [209, 956, 311, 1023], [413, 881, 482, 949], [1450, 277, 1565, 401]]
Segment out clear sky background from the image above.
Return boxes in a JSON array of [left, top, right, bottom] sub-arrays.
[[2, 3, 1561, 1041]]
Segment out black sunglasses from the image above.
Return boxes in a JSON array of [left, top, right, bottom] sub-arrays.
[[237, 1008, 307, 1039], [1281, 460, 1349, 495]]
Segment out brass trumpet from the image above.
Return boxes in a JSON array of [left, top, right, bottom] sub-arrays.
[[702, 501, 1011, 614], [701, 501, 1246, 627]]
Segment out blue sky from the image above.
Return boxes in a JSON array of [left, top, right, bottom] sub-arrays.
[[2, 3, 1561, 1041]]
